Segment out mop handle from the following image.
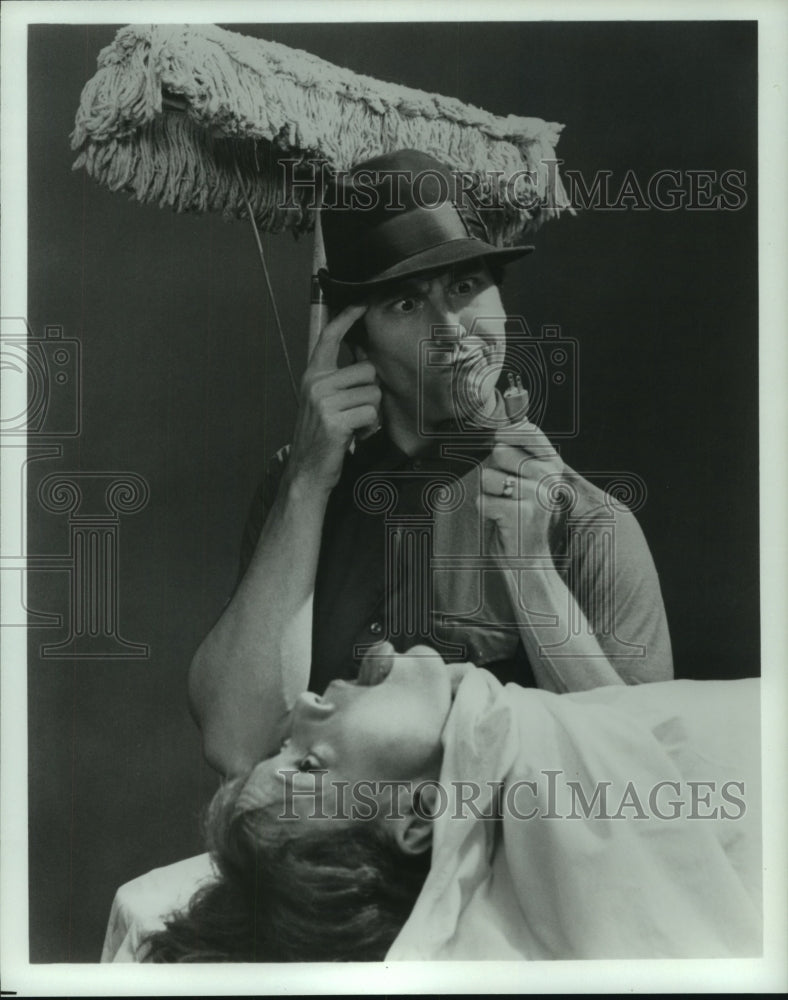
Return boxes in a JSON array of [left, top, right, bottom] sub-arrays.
[[308, 209, 329, 357]]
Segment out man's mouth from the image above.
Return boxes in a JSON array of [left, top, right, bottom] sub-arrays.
[[430, 342, 490, 366]]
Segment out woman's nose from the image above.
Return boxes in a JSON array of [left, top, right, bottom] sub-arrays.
[[294, 690, 334, 719]]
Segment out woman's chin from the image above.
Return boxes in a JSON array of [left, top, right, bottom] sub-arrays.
[[400, 649, 454, 711]]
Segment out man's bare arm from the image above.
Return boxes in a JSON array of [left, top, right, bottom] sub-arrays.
[[188, 475, 327, 775], [188, 304, 377, 775]]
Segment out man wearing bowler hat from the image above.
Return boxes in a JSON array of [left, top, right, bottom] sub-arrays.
[[189, 150, 673, 776]]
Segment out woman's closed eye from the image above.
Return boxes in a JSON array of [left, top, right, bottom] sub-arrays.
[[278, 739, 322, 773]]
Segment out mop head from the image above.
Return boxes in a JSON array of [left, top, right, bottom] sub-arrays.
[[71, 24, 572, 242]]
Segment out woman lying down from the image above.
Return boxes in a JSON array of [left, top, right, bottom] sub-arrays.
[[140, 643, 762, 962]]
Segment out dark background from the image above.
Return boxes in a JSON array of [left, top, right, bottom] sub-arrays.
[[27, 21, 758, 961]]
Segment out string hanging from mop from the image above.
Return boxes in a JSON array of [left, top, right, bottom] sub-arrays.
[[232, 158, 299, 403]]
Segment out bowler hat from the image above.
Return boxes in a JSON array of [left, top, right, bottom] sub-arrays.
[[317, 149, 533, 298]]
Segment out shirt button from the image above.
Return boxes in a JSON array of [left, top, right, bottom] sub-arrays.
[[412, 459, 422, 471], [369, 621, 383, 635]]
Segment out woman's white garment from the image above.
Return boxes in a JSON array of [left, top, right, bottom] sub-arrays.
[[101, 853, 215, 962], [387, 673, 761, 959], [102, 674, 761, 962]]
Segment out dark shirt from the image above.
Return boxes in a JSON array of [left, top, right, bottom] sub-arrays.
[[240, 420, 673, 694]]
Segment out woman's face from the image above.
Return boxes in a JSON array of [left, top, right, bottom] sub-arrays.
[[238, 644, 453, 821]]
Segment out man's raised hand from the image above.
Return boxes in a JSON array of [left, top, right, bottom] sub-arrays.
[[287, 304, 380, 493], [478, 417, 565, 557]]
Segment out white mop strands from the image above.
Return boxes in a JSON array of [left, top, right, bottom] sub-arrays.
[[71, 24, 572, 243]]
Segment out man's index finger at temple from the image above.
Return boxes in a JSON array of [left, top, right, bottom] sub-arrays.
[[308, 303, 367, 373]]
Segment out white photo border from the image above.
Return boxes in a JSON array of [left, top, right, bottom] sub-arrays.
[[2, 0, 786, 994]]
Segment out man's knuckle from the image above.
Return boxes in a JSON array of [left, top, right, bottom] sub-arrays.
[[316, 396, 334, 419], [307, 378, 327, 403]]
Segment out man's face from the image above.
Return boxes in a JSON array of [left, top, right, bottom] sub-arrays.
[[359, 260, 508, 431]]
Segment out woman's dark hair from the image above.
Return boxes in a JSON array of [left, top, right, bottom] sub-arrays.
[[143, 775, 431, 962]]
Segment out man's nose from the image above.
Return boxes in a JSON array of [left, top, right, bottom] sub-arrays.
[[428, 300, 468, 341]]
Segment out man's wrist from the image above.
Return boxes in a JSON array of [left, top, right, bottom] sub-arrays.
[[517, 562, 566, 603], [281, 467, 333, 509]]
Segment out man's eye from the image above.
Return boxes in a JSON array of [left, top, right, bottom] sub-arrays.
[[390, 297, 418, 314], [452, 277, 478, 296]]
